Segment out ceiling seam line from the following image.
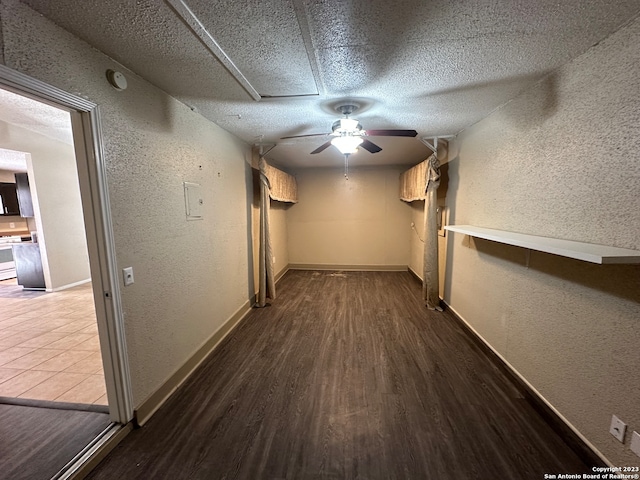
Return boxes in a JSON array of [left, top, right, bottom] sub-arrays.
[[164, 0, 261, 102], [291, 0, 325, 96]]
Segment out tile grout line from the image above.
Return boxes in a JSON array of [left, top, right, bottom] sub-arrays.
[[0, 282, 107, 405]]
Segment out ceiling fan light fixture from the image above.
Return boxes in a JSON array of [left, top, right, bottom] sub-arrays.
[[332, 118, 362, 134], [331, 135, 363, 154]]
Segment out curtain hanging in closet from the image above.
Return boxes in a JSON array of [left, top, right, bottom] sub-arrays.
[[256, 157, 297, 308], [399, 154, 442, 311]]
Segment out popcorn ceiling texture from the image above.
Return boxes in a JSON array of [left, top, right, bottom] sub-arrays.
[[184, 0, 317, 96], [18, 0, 640, 169], [444, 16, 640, 466], [0, 0, 254, 407]]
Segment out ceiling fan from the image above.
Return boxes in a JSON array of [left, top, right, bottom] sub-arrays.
[[280, 104, 418, 156]]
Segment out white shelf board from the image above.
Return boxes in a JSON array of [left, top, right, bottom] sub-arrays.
[[444, 225, 640, 265]]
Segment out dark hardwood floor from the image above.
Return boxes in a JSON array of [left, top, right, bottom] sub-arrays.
[[88, 270, 590, 479], [0, 402, 110, 480]]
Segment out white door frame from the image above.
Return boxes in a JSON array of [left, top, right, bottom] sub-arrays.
[[0, 65, 134, 424]]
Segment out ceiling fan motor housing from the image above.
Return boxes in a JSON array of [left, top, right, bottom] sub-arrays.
[[336, 104, 359, 116]]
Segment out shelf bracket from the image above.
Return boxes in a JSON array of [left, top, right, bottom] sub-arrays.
[[420, 135, 455, 159], [421, 137, 438, 156], [525, 249, 531, 268]]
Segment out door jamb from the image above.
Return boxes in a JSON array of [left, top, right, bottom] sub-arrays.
[[0, 64, 134, 424]]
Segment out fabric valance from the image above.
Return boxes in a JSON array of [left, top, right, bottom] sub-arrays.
[[399, 154, 437, 202], [400, 154, 440, 202], [260, 159, 298, 203]]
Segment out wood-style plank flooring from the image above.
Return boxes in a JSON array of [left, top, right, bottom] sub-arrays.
[[0, 403, 110, 480], [88, 271, 590, 479]]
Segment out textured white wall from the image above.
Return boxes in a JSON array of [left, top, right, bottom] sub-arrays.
[[444, 16, 640, 465], [287, 166, 411, 268], [0, 0, 254, 406]]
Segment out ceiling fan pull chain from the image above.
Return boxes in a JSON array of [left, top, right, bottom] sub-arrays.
[[344, 154, 349, 180]]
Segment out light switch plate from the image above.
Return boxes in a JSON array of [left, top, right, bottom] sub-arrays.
[[123, 267, 134, 286], [631, 431, 640, 458], [609, 414, 626, 442]]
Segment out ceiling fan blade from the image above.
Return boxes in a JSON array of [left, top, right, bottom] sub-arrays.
[[360, 139, 382, 154], [280, 133, 329, 139], [310, 141, 333, 154], [364, 129, 418, 137]]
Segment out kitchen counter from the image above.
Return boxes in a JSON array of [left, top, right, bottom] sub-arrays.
[[0, 229, 30, 237]]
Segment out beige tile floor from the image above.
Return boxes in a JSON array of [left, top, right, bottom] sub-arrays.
[[0, 279, 107, 405]]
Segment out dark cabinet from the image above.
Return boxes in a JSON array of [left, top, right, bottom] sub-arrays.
[[0, 182, 20, 215], [15, 173, 34, 217]]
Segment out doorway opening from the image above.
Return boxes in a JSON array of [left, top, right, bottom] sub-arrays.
[[0, 66, 133, 478], [0, 88, 107, 407]]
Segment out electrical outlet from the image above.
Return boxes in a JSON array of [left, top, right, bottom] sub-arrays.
[[631, 431, 640, 458], [609, 414, 626, 442], [272, 256, 276, 264]]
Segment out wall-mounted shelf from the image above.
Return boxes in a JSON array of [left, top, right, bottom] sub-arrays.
[[444, 225, 640, 265]]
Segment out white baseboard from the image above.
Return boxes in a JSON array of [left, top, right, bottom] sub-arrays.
[[134, 298, 253, 426], [407, 266, 422, 281], [444, 301, 611, 467], [288, 263, 408, 272], [274, 265, 289, 283], [48, 277, 91, 292]]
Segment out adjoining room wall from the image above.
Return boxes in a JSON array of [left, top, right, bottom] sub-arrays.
[[27, 138, 91, 290], [287, 166, 411, 269], [444, 16, 640, 465], [270, 201, 290, 278], [0, 0, 254, 408], [0, 119, 91, 290]]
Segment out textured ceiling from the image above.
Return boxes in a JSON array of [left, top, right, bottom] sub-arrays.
[[0, 87, 73, 174], [20, 0, 640, 168], [0, 87, 73, 147]]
